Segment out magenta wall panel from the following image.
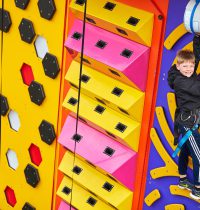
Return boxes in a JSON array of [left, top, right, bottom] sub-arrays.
[[58, 115, 137, 190], [65, 19, 150, 91]]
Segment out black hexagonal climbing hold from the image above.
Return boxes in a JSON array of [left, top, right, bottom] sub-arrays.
[[0, 9, 12, 32], [1, 94, 9, 116], [28, 81, 45, 106], [42, 53, 60, 79], [38, 0, 56, 20], [39, 120, 56, 145], [22, 202, 36, 210], [18, 18, 36, 44], [14, 0, 30, 10], [24, 164, 40, 188]]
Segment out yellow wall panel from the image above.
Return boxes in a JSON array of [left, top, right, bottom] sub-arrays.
[[66, 60, 145, 121], [63, 88, 141, 151], [59, 151, 133, 210], [70, 0, 154, 46], [57, 176, 115, 210], [0, 1, 66, 209]]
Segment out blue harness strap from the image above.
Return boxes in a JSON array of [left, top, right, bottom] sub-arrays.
[[172, 124, 199, 158]]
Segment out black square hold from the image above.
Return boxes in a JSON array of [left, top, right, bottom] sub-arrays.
[[95, 40, 107, 49], [72, 32, 82, 40], [102, 182, 114, 192], [87, 197, 97, 206], [103, 2, 116, 11], [103, 147, 115, 156], [115, 122, 127, 133], [75, 0, 85, 6], [111, 87, 124, 97], [81, 74, 90, 83], [72, 166, 83, 175], [62, 186, 71, 195], [127, 16, 140, 26], [68, 97, 78, 106], [120, 49, 133, 58], [72, 133, 82, 142], [94, 105, 105, 114]]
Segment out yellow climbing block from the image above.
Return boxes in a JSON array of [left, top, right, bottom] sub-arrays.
[[57, 176, 115, 210], [65, 61, 145, 121], [63, 88, 141, 151], [59, 151, 133, 210], [69, 0, 154, 46], [144, 189, 161, 206], [165, 204, 185, 210]]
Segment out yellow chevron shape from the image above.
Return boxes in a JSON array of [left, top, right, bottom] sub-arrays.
[[63, 88, 141, 151], [57, 176, 115, 210], [144, 189, 161, 206], [66, 60, 145, 121], [70, 0, 154, 46], [59, 151, 133, 210]]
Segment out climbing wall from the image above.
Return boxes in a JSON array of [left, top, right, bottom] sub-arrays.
[[0, 1, 67, 209], [143, 0, 200, 209], [55, 0, 168, 210]]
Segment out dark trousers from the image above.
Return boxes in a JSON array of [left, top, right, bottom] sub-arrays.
[[178, 125, 200, 185]]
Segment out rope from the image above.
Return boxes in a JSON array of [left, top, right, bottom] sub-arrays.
[[69, 0, 87, 209]]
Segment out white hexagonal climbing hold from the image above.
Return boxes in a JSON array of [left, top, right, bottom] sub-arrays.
[[6, 149, 19, 170], [34, 35, 49, 59], [8, 110, 21, 132]]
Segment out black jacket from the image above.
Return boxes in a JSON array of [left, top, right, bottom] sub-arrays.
[[168, 35, 200, 111], [168, 35, 200, 128]]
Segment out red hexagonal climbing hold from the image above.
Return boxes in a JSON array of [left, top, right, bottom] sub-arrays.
[[4, 186, 17, 207], [20, 63, 34, 86], [28, 144, 42, 166]]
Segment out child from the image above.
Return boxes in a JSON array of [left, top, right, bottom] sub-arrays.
[[168, 34, 200, 199]]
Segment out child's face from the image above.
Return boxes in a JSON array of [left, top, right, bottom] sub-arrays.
[[176, 61, 195, 77]]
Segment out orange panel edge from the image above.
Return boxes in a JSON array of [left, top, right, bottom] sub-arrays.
[[52, 0, 170, 210]]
